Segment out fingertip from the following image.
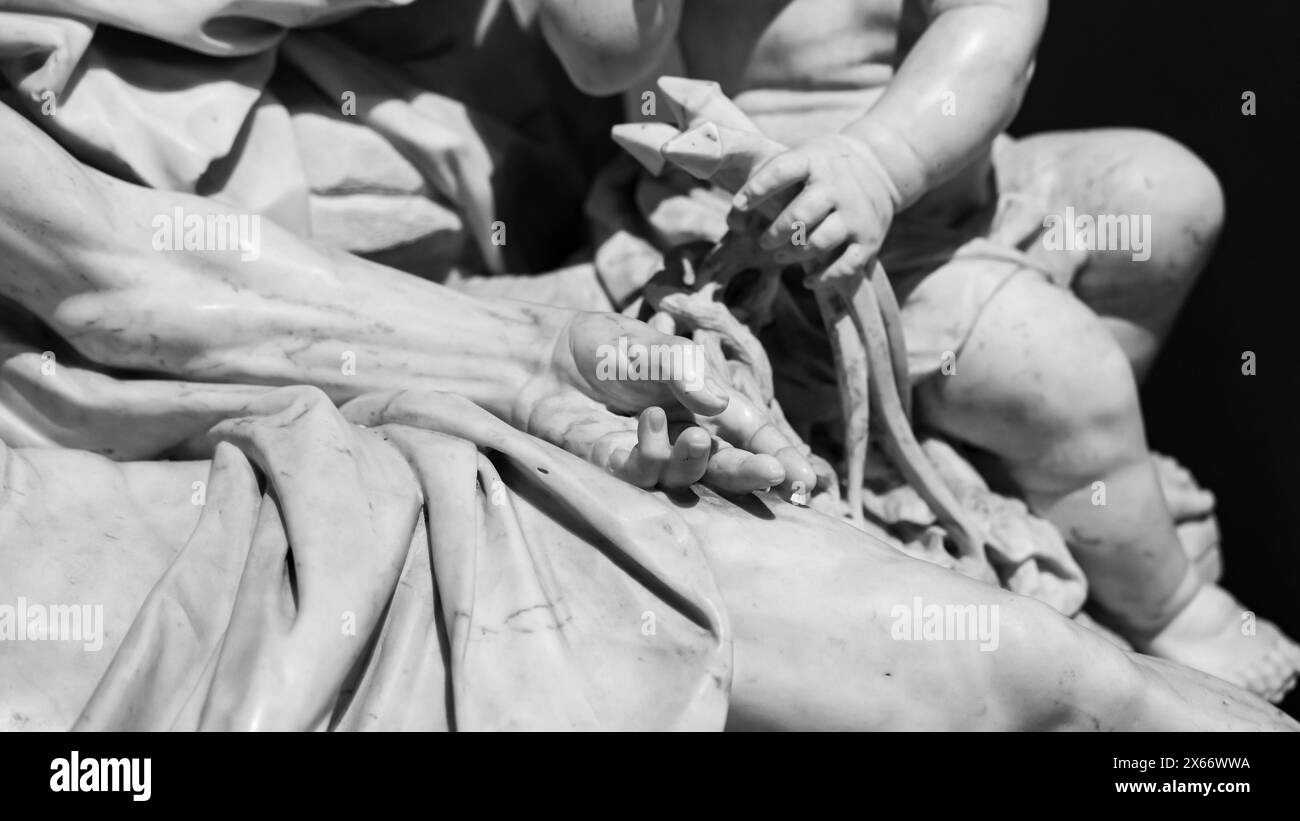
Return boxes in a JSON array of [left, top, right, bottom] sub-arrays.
[[679, 425, 712, 450], [608, 448, 631, 475], [775, 448, 818, 504], [843, 242, 869, 268], [746, 453, 786, 488], [640, 405, 667, 434], [675, 376, 730, 417], [662, 427, 713, 488]]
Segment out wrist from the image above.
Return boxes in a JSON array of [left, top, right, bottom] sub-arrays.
[[841, 122, 926, 212], [356, 276, 569, 418]]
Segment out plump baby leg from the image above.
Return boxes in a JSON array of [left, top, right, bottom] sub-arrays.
[[915, 271, 1299, 699], [1003, 129, 1225, 379]]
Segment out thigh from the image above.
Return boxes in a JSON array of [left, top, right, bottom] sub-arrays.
[[914, 267, 1141, 467], [675, 491, 1117, 730], [998, 129, 1223, 324]]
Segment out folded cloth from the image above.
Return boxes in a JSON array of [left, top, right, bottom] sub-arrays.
[[1, 385, 732, 731], [0, 0, 599, 275]]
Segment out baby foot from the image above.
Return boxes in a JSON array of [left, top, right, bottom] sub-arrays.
[[1142, 583, 1300, 703], [1152, 452, 1215, 520], [1152, 453, 1222, 581]]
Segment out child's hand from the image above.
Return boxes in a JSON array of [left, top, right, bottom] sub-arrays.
[[730, 134, 899, 285]]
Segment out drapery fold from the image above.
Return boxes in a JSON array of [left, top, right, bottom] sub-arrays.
[[0, 0, 593, 274], [67, 386, 731, 731]]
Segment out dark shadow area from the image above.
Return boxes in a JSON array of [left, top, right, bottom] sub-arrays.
[[1011, 0, 1299, 715]]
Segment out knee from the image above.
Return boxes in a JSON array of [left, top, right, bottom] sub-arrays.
[[985, 597, 1144, 729], [1033, 323, 1140, 447], [922, 269, 1148, 476], [1106, 130, 1225, 266], [1134, 130, 1224, 223], [966, 298, 1142, 466]]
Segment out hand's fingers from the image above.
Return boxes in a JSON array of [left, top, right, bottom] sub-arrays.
[[741, 423, 815, 501], [1266, 658, 1295, 702], [805, 213, 851, 257], [660, 426, 713, 487], [1282, 637, 1300, 669], [733, 151, 811, 213], [669, 371, 730, 417], [704, 442, 786, 494], [606, 446, 633, 478], [614, 407, 673, 487], [592, 427, 635, 466], [805, 242, 870, 288], [760, 186, 833, 251], [1275, 674, 1297, 703], [647, 310, 677, 335], [706, 392, 818, 497], [776, 212, 850, 264]]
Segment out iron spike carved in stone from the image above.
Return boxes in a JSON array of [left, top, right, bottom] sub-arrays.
[[656, 76, 761, 132], [610, 122, 682, 176]]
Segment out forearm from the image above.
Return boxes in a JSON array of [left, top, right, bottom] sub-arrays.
[[0, 106, 564, 419], [842, 0, 1047, 210]]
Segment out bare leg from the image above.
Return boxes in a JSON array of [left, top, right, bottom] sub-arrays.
[[5, 439, 1293, 731], [1000, 129, 1225, 380], [916, 270, 1300, 701], [681, 492, 1296, 730]]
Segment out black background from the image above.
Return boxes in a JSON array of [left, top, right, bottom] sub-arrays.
[[1011, 0, 1298, 715], [2, 0, 1294, 730], [0, 731, 1289, 808]]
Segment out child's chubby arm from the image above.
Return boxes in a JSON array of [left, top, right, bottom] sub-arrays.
[[538, 0, 683, 95], [732, 0, 1048, 284]]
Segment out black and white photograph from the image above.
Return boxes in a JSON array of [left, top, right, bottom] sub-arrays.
[[0, 0, 1297, 764]]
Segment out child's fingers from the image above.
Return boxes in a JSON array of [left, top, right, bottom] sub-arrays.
[[805, 213, 851, 257], [777, 213, 850, 264], [733, 151, 810, 212], [760, 185, 833, 250], [1282, 637, 1300, 669], [804, 242, 869, 288], [1275, 676, 1297, 703]]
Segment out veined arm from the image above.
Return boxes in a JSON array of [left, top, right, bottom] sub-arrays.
[[0, 104, 561, 420]]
